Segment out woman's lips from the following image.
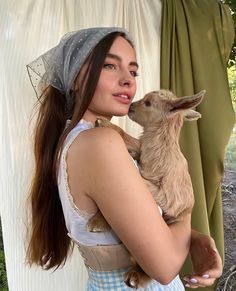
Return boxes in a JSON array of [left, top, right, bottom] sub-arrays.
[[113, 93, 131, 104]]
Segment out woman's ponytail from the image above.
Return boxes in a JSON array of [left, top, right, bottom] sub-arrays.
[[27, 87, 72, 269]]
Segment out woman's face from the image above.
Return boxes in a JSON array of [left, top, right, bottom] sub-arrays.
[[83, 36, 138, 122]]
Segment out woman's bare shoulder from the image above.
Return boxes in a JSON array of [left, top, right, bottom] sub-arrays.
[[69, 126, 128, 158]]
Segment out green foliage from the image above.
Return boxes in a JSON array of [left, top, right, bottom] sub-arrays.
[[225, 66, 236, 170], [0, 220, 8, 291], [228, 66, 236, 112], [0, 251, 8, 291], [225, 131, 236, 170], [220, 0, 236, 66], [228, 65, 236, 106]]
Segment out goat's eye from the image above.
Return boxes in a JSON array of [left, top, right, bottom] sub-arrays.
[[144, 100, 151, 107]]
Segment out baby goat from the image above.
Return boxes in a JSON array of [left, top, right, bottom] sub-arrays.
[[88, 89, 205, 288]]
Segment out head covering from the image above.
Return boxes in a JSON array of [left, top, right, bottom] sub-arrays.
[[27, 27, 134, 109]]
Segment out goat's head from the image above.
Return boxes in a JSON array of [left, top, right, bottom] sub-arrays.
[[128, 89, 206, 126]]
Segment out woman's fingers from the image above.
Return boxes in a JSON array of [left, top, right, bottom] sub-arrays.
[[182, 263, 222, 289], [183, 274, 216, 288]]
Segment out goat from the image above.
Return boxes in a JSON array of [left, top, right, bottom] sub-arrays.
[[87, 89, 205, 288]]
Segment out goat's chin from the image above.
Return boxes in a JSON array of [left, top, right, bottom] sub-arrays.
[[128, 117, 144, 126], [128, 111, 134, 119], [128, 113, 136, 122], [128, 115, 140, 125]]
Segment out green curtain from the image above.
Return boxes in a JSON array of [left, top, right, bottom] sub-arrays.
[[160, 0, 235, 290]]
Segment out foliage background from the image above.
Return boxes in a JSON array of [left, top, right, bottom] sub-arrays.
[[0, 219, 8, 291], [220, 1, 236, 172], [220, 0, 236, 66], [225, 66, 236, 171]]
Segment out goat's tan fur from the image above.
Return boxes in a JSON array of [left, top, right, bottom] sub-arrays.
[[87, 89, 205, 288]]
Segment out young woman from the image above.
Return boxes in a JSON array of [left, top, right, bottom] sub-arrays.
[[27, 27, 222, 290]]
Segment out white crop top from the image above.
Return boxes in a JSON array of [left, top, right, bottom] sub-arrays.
[[57, 119, 121, 246], [57, 119, 162, 246]]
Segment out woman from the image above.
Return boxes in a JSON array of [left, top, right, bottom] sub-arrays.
[[27, 27, 222, 290]]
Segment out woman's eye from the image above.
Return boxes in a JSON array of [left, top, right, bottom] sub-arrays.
[[130, 71, 139, 77], [103, 63, 117, 70]]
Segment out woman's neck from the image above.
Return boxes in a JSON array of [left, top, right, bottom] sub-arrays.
[[82, 110, 112, 125]]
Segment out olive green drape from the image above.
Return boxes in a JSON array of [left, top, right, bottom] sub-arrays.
[[160, 0, 235, 290]]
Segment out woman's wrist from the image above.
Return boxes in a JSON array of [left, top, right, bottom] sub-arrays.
[[190, 229, 207, 250], [190, 229, 200, 241]]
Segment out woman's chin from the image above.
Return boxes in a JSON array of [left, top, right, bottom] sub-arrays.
[[114, 108, 130, 116]]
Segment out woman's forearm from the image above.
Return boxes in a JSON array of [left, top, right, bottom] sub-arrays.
[[169, 214, 192, 262]]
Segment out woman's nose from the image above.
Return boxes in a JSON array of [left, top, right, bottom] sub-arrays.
[[119, 72, 134, 87]]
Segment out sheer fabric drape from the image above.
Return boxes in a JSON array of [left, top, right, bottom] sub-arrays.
[[0, 1, 162, 290]]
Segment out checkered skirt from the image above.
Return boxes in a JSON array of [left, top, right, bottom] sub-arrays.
[[86, 267, 184, 290]]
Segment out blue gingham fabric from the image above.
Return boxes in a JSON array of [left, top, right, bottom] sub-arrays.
[[86, 267, 185, 290]]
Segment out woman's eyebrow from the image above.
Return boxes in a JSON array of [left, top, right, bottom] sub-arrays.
[[106, 53, 139, 69]]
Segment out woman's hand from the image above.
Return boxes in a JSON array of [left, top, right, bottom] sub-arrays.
[[183, 230, 223, 289]]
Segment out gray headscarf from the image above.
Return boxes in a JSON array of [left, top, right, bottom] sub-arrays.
[[27, 27, 134, 109]]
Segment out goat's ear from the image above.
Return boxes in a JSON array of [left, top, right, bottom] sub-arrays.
[[184, 109, 201, 121], [169, 90, 206, 112]]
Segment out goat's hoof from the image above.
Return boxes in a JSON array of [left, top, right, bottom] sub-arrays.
[[124, 271, 139, 289], [124, 269, 151, 289], [95, 118, 111, 128], [95, 119, 102, 127], [87, 216, 111, 233]]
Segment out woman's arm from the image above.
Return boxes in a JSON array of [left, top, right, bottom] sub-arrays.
[[71, 126, 191, 284]]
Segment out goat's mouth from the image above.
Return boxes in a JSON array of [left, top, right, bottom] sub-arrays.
[[128, 108, 135, 120], [129, 107, 134, 112], [128, 107, 135, 114]]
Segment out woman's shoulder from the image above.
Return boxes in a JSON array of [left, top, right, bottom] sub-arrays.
[[69, 125, 127, 158]]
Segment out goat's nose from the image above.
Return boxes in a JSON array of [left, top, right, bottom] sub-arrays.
[[128, 103, 135, 112]]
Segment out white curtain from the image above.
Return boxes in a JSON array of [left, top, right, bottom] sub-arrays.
[[0, 1, 162, 290]]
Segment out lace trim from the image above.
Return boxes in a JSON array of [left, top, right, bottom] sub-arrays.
[[61, 119, 95, 219]]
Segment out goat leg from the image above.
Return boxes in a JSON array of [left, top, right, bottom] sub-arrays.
[[124, 263, 151, 289], [87, 211, 111, 232]]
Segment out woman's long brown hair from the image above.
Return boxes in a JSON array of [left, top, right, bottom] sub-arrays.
[[27, 32, 133, 270]]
